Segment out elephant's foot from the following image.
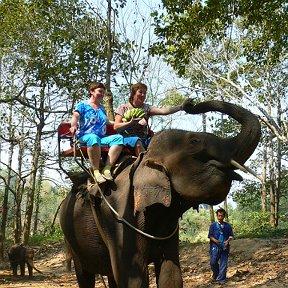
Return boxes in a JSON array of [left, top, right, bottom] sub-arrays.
[[157, 260, 183, 288], [75, 269, 95, 288], [107, 276, 117, 288]]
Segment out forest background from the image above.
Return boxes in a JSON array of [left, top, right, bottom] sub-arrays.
[[0, 0, 287, 259]]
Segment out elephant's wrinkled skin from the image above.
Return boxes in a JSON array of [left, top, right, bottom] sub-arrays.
[[60, 101, 261, 288]]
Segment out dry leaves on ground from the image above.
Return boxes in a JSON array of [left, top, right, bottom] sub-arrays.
[[0, 238, 287, 287]]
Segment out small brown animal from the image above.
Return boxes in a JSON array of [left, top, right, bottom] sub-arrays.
[[8, 243, 42, 277]]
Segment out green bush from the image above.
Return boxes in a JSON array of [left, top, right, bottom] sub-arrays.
[[179, 209, 210, 243], [230, 209, 288, 238], [179, 208, 288, 244], [29, 224, 64, 246]]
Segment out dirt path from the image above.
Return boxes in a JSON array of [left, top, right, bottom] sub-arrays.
[[0, 238, 287, 287]]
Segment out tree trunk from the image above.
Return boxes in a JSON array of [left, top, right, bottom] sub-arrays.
[[0, 233, 3, 261], [220, 113, 229, 221], [203, 113, 216, 224], [274, 95, 282, 227], [33, 162, 44, 234], [0, 144, 13, 254], [1, 106, 14, 254], [224, 199, 229, 221], [14, 182, 24, 244], [261, 140, 267, 212], [274, 138, 281, 228], [269, 133, 276, 227], [14, 116, 25, 243], [266, 90, 276, 227], [23, 88, 45, 244], [0, 148, 12, 250], [104, 0, 114, 121], [209, 205, 215, 223]]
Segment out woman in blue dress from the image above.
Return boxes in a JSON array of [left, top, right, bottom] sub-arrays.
[[69, 82, 124, 184]]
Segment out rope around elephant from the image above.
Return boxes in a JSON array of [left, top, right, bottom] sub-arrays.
[[88, 182, 179, 240]]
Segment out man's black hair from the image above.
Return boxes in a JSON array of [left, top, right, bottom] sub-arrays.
[[216, 208, 226, 217]]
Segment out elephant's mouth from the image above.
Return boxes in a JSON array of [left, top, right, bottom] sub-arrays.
[[207, 160, 243, 182]]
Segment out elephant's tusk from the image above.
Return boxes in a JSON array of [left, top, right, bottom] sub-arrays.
[[230, 159, 263, 182]]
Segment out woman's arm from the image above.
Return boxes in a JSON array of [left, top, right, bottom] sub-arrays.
[[150, 105, 182, 116], [69, 111, 80, 135], [150, 98, 195, 116]]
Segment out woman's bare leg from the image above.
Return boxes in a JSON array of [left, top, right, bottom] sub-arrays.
[[102, 145, 123, 180]]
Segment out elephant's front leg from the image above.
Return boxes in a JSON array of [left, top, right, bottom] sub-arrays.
[[127, 265, 149, 288], [73, 254, 95, 288], [111, 253, 149, 288], [107, 220, 150, 287], [11, 263, 18, 276], [27, 262, 33, 277], [156, 259, 183, 288], [20, 261, 26, 276]]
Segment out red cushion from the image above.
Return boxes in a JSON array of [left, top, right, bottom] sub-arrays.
[[58, 122, 132, 158]]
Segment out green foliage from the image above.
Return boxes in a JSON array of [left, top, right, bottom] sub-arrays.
[[231, 181, 262, 210], [29, 224, 64, 246], [232, 169, 288, 212], [152, 0, 287, 76], [179, 207, 288, 244], [29, 206, 288, 246], [180, 209, 211, 243], [0, 0, 115, 104], [230, 209, 288, 239], [210, 116, 240, 138], [159, 88, 188, 107]]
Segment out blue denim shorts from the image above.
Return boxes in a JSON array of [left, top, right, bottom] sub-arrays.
[[123, 136, 151, 149], [78, 133, 123, 147]]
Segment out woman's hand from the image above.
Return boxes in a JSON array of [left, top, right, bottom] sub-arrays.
[[128, 117, 141, 126], [182, 98, 195, 113], [69, 126, 77, 135]]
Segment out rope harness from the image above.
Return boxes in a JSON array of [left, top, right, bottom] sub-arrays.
[[88, 180, 179, 241], [72, 137, 179, 240], [86, 167, 179, 288]]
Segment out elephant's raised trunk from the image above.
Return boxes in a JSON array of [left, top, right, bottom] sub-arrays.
[[184, 100, 261, 165]]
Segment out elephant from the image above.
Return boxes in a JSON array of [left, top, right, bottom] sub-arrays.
[[60, 100, 261, 288], [8, 243, 42, 277]]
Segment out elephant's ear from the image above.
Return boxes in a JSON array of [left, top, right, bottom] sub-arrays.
[[132, 159, 171, 214]]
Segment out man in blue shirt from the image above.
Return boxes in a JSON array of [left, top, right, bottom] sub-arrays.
[[208, 208, 234, 284]]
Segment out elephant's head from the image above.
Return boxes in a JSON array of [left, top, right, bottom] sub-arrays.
[[132, 100, 261, 209]]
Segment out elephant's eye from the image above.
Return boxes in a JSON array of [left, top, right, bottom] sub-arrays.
[[186, 133, 201, 146], [190, 138, 200, 144]]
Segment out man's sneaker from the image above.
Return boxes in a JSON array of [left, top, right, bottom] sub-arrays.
[[102, 170, 113, 181], [94, 172, 106, 184]]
